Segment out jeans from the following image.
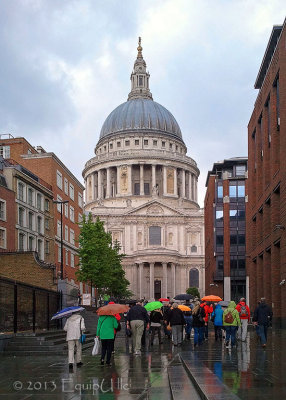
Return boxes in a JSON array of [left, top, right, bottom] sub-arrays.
[[101, 339, 114, 364], [258, 324, 268, 345], [225, 326, 237, 347], [194, 327, 204, 345], [214, 326, 222, 340], [185, 319, 193, 335], [204, 323, 208, 339]]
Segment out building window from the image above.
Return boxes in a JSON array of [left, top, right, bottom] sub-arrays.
[[19, 207, 25, 227], [0, 145, 10, 158], [58, 245, 61, 262], [237, 183, 245, 197], [56, 195, 62, 212], [37, 216, 42, 234], [28, 236, 34, 251], [229, 185, 236, 198], [144, 140, 148, 146], [71, 253, 75, 268], [149, 226, 161, 245], [45, 218, 49, 230], [139, 76, 143, 86], [64, 178, 68, 195], [45, 240, 50, 254], [235, 165, 246, 176], [153, 140, 157, 146], [69, 184, 74, 201], [125, 140, 130, 146], [0, 228, 6, 249], [45, 199, 50, 211], [189, 268, 199, 288], [65, 225, 69, 241], [215, 210, 223, 221], [0, 200, 6, 221], [217, 256, 224, 269], [57, 220, 61, 237], [19, 232, 25, 250], [28, 211, 33, 230], [78, 213, 83, 223], [109, 143, 113, 149], [18, 182, 25, 201], [135, 139, 139, 145], [144, 183, 150, 195], [65, 249, 69, 265], [38, 239, 43, 260], [274, 75, 280, 127], [70, 206, 74, 222], [78, 193, 83, 208], [169, 143, 173, 150], [70, 229, 75, 245], [191, 245, 197, 253], [27, 188, 33, 206], [217, 185, 223, 199], [56, 170, 63, 190], [64, 202, 69, 218], [134, 183, 140, 195], [117, 142, 121, 148], [162, 141, 165, 148], [36, 193, 42, 210]]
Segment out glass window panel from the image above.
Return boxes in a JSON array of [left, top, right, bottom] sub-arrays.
[[216, 210, 223, 220], [229, 185, 236, 197], [237, 184, 245, 197], [217, 186, 223, 198], [230, 234, 237, 244], [216, 235, 223, 245]]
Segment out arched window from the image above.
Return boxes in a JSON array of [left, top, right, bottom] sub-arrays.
[[189, 268, 199, 288], [149, 226, 161, 245]]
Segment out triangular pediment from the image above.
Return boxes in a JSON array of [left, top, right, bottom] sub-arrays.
[[125, 200, 185, 216]]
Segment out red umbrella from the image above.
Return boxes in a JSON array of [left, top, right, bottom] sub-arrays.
[[97, 304, 129, 316], [159, 298, 169, 302]]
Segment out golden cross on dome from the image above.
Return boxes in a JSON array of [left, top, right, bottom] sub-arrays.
[[137, 36, 143, 58]]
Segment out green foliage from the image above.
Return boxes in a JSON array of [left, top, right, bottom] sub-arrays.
[[186, 287, 200, 298], [76, 214, 131, 298]]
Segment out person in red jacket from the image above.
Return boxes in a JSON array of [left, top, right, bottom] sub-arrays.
[[200, 301, 213, 340], [236, 298, 250, 342]]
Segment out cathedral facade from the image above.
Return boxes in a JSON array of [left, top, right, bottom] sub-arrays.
[[82, 39, 205, 300]]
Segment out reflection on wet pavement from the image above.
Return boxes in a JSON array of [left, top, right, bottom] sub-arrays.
[[0, 328, 285, 399]]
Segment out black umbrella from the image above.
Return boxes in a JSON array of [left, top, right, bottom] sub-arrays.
[[174, 294, 194, 301]]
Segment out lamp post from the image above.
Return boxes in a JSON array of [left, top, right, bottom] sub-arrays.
[[53, 200, 69, 280]]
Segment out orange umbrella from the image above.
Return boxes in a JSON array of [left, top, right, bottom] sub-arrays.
[[201, 295, 222, 302], [178, 305, 191, 311], [97, 304, 129, 316]]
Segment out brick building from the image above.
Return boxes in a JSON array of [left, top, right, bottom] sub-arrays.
[[0, 135, 85, 295], [0, 159, 16, 251], [205, 158, 248, 302], [247, 19, 286, 326]]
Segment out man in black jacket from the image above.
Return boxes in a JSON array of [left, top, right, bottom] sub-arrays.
[[126, 301, 150, 355], [166, 303, 185, 346], [253, 297, 273, 347]]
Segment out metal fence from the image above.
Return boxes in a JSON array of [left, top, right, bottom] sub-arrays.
[[0, 277, 61, 333]]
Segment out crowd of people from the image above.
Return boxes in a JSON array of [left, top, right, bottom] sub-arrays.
[[63, 296, 273, 369]]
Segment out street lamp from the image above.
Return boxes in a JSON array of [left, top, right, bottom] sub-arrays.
[[53, 200, 69, 280]]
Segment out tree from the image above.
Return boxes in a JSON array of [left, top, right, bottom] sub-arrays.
[[76, 214, 131, 299], [186, 287, 200, 298]]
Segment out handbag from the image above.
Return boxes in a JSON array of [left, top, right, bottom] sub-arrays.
[[92, 337, 101, 356]]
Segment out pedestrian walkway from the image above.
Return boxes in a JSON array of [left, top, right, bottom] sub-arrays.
[[0, 328, 285, 399]]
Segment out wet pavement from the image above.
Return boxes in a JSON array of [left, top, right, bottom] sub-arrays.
[[0, 327, 285, 399]]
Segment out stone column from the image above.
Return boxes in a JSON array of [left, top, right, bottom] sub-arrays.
[[162, 262, 168, 298], [163, 166, 167, 196], [97, 170, 102, 199], [195, 176, 198, 202], [106, 168, 111, 198], [181, 170, 186, 198], [174, 168, 178, 196], [139, 263, 143, 299], [116, 166, 120, 196], [171, 263, 176, 297], [192, 174, 195, 201], [152, 164, 156, 190], [188, 172, 192, 200], [94, 173, 98, 200], [91, 173, 95, 200], [127, 165, 132, 195], [140, 164, 144, 195], [149, 262, 154, 300]]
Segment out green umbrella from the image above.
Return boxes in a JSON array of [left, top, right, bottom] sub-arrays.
[[144, 301, 163, 312]]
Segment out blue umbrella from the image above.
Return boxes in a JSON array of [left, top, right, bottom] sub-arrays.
[[51, 306, 85, 320]]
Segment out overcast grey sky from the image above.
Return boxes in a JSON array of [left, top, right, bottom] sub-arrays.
[[1, 0, 285, 206]]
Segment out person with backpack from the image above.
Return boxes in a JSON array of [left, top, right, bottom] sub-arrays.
[[223, 301, 241, 348], [192, 301, 206, 347], [236, 297, 250, 342], [211, 303, 224, 341], [252, 297, 273, 347]]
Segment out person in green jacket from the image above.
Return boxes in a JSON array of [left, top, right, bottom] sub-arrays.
[[96, 315, 118, 365], [223, 301, 241, 348]]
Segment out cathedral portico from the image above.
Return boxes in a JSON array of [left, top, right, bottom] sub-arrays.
[[83, 38, 205, 299]]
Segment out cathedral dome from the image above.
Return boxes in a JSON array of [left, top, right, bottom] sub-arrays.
[[99, 98, 183, 141]]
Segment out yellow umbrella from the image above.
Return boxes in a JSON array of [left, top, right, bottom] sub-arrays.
[[178, 305, 191, 311]]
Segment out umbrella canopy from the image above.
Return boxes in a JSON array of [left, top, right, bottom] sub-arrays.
[[218, 300, 230, 307], [159, 298, 169, 302], [97, 304, 129, 316], [144, 301, 163, 312], [174, 294, 194, 301], [178, 305, 191, 311], [51, 306, 84, 320], [201, 295, 222, 302]]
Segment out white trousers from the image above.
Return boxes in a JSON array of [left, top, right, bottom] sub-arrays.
[[68, 340, 82, 364], [237, 319, 248, 341]]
